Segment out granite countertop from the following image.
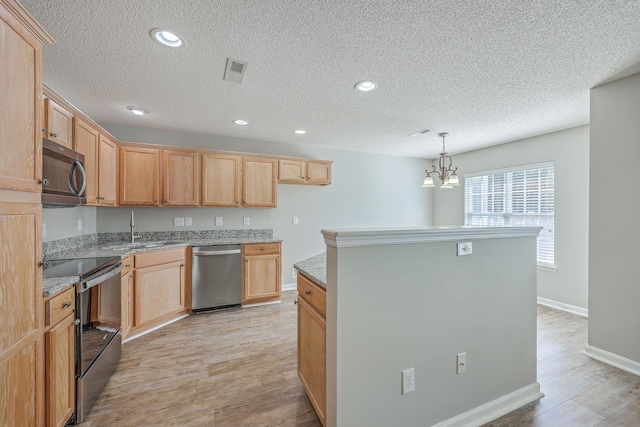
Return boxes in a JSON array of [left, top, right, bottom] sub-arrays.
[[294, 252, 326, 289], [42, 236, 282, 297]]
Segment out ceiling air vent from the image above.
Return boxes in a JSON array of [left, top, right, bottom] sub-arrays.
[[408, 128, 431, 137], [224, 58, 248, 83]]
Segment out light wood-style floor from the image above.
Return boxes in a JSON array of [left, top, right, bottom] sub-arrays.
[[78, 292, 640, 426]]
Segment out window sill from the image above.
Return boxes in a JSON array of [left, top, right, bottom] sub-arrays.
[[537, 264, 557, 272]]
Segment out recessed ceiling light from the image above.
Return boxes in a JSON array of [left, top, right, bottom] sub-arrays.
[[150, 29, 183, 47], [355, 80, 378, 92], [127, 106, 146, 116], [233, 119, 248, 125], [294, 129, 306, 135]]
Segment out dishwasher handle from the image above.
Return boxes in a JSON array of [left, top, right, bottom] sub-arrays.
[[193, 249, 242, 256]]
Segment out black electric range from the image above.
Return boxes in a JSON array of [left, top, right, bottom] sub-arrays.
[[43, 256, 121, 280]]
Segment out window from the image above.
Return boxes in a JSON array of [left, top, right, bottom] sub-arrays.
[[464, 162, 555, 267]]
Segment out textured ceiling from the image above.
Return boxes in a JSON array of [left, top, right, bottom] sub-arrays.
[[19, 0, 640, 159]]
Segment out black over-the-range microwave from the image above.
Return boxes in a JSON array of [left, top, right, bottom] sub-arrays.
[[41, 137, 87, 207]]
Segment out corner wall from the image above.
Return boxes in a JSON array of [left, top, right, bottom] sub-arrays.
[[96, 124, 433, 284], [588, 72, 640, 371], [431, 126, 590, 310]]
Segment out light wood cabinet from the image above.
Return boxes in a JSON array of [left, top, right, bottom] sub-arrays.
[[43, 97, 73, 148], [297, 274, 326, 426], [278, 160, 332, 185], [44, 289, 75, 427], [163, 150, 199, 206], [120, 256, 133, 340], [119, 146, 160, 205], [0, 2, 52, 425], [97, 134, 118, 205], [243, 158, 277, 207], [129, 248, 188, 336], [201, 154, 241, 207], [242, 242, 281, 304]]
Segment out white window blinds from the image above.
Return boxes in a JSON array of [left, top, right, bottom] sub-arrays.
[[464, 162, 555, 267]]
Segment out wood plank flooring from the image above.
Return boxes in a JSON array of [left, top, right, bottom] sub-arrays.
[[78, 293, 639, 426]]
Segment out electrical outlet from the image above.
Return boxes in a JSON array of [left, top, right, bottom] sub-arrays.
[[243, 217, 250, 226], [174, 217, 185, 226], [292, 268, 298, 279], [457, 352, 467, 374], [78, 219, 83, 231], [457, 242, 472, 256], [184, 217, 192, 226], [293, 216, 299, 225], [402, 368, 415, 394], [215, 217, 223, 226]]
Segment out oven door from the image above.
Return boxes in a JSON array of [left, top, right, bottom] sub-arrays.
[[76, 262, 122, 423]]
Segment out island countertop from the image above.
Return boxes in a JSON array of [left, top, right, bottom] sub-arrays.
[[294, 252, 326, 289]]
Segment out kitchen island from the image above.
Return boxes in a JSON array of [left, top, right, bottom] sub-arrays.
[[296, 226, 543, 427]]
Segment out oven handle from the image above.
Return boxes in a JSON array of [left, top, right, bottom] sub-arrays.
[[68, 160, 87, 197], [78, 261, 123, 292]]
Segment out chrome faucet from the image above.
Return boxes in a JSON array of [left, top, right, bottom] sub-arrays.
[[130, 210, 142, 243]]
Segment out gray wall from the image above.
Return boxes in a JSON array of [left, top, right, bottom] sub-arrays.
[[42, 206, 97, 241], [431, 126, 590, 310], [325, 233, 540, 426], [95, 124, 433, 285], [588, 72, 640, 365]]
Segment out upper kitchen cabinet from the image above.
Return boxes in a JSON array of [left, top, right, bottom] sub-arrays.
[[43, 97, 73, 148], [119, 146, 159, 205], [74, 118, 118, 206], [0, 0, 52, 193], [163, 150, 199, 206], [201, 154, 241, 207], [278, 159, 332, 185], [243, 157, 277, 208]]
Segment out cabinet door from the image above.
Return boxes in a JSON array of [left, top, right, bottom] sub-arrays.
[[134, 262, 185, 326], [298, 297, 326, 426], [74, 117, 99, 204], [45, 313, 74, 427], [0, 200, 43, 426], [163, 150, 198, 206], [306, 161, 332, 185], [0, 7, 43, 193], [201, 154, 241, 207], [98, 134, 118, 205], [243, 254, 281, 303], [43, 98, 73, 148], [120, 146, 159, 205], [242, 158, 277, 208], [278, 160, 306, 183]]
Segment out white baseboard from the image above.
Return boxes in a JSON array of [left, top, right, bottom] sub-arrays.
[[282, 282, 296, 292], [537, 297, 588, 317], [584, 345, 640, 376], [432, 383, 543, 427]]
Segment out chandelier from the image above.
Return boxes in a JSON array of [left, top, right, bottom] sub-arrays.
[[422, 132, 460, 189]]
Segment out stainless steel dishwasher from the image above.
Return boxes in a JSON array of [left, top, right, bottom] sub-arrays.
[[192, 245, 242, 312]]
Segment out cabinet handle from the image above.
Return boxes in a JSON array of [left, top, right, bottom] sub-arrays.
[[305, 290, 311, 296], [164, 200, 168, 203], [180, 264, 185, 267], [300, 176, 304, 180], [63, 301, 72, 308], [51, 132, 57, 138], [153, 199, 158, 203], [294, 300, 298, 305], [74, 319, 81, 326], [38, 261, 44, 267], [42, 128, 48, 133], [126, 264, 131, 268], [260, 247, 265, 251]]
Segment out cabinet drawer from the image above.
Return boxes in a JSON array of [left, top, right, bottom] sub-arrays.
[[135, 247, 185, 269], [243, 242, 281, 256], [297, 273, 326, 318], [121, 255, 133, 276], [45, 287, 75, 328]]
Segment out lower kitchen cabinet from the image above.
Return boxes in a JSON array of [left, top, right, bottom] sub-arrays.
[[242, 242, 281, 304], [129, 248, 188, 337], [297, 273, 326, 426], [44, 287, 75, 427]]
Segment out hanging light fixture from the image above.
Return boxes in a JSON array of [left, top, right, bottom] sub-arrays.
[[422, 132, 460, 189]]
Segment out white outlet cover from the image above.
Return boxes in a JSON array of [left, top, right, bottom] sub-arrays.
[[243, 217, 250, 226], [457, 352, 467, 374], [215, 217, 223, 226], [174, 217, 185, 226], [184, 217, 192, 226], [457, 242, 472, 256], [402, 368, 415, 394]]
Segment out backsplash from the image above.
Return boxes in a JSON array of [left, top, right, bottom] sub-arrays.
[[43, 229, 274, 258]]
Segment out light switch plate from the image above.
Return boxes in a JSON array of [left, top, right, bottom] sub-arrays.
[[215, 217, 223, 226], [293, 216, 299, 225], [457, 242, 472, 256], [184, 217, 192, 226], [243, 217, 250, 226], [174, 217, 185, 226]]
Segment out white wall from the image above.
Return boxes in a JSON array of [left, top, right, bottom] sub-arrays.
[[325, 229, 541, 426], [42, 206, 97, 242], [588, 72, 640, 368], [95, 124, 433, 284], [431, 126, 590, 310]]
